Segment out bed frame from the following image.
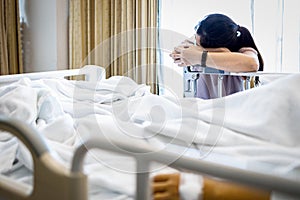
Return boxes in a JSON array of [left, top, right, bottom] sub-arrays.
[[0, 66, 300, 200], [0, 65, 105, 86], [183, 66, 293, 97]]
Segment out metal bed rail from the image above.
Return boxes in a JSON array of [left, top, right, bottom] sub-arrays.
[[0, 116, 88, 200], [0, 65, 105, 86], [72, 137, 300, 200], [183, 66, 294, 98]]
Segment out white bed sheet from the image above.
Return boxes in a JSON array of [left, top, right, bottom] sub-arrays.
[[0, 74, 300, 199]]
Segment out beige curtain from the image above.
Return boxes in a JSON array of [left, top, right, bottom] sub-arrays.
[[0, 0, 23, 75], [69, 0, 159, 93]]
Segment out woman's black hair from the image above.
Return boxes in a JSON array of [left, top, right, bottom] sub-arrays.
[[195, 13, 264, 73]]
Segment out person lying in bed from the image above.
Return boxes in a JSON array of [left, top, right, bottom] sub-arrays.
[[169, 13, 264, 99], [153, 13, 268, 199]]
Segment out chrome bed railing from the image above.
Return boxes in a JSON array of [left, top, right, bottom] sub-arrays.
[[183, 66, 294, 98]]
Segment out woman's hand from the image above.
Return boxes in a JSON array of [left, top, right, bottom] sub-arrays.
[[152, 173, 180, 200], [170, 45, 204, 67]]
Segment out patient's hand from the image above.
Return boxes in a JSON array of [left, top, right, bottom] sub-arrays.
[[152, 173, 180, 200]]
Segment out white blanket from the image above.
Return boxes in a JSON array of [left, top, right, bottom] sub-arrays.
[[0, 74, 300, 199]]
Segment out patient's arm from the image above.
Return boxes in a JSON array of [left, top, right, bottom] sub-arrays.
[[152, 173, 270, 200], [203, 177, 270, 200]]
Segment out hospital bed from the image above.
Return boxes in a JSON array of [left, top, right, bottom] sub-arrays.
[[0, 65, 300, 200]]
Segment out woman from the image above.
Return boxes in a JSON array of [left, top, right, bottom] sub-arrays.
[[170, 13, 264, 99]]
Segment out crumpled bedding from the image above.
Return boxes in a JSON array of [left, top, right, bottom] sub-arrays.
[[0, 74, 300, 199]]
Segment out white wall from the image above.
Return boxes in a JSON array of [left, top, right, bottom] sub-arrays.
[[21, 0, 68, 72]]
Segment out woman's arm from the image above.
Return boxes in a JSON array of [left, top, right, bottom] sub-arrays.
[[170, 45, 259, 72]]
